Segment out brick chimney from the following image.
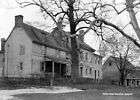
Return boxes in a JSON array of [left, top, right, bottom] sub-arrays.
[[78, 30, 84, 42], [1, 38, 6, 51], [15, 15, 23, 26]]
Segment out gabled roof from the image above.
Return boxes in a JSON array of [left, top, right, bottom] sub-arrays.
[[22, 23, 95, 53], [103, 56, 134, 69], [51, 27, 95, 52], [52, 28, 95, 52], [92, 53, 102, 59], [78, 39, 95, 52], [22, 23, 69, 52], [8, 16, 95, 53]]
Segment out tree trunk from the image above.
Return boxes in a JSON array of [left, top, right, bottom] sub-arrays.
[[120, 71, 125, 86], [71, 37, 79, 78], [68, 3, 79, 79], [126, 0, 140, 40]]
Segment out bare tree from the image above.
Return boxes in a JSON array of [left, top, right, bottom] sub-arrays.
[[126, 0, 140, 40], [99, 35, 138, 85], [16, 0, 102, 79], [90, 0, 140, 47], [16, 0, 140, 80]]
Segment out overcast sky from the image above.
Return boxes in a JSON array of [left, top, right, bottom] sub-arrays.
[[0, 0, 135, 51], [0, 0, 103, 50]]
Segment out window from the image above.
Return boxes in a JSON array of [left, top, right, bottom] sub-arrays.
[[80, 51, 84, 60], [109, 62, 112, 66], [89, 68, 92, 75], [19, 62, 23, 70], [90, 57, 93, 63], [89, 56, 91, 63], [95, 58, 98, 64], [85, 52, 88, 61], [19, 45, 25, 55], [80, 67, 83, 76], [95, 70, 96, 79], [98, 59, 100, 64], [86, 69, 88, 75], [94, 58, 96, 64]]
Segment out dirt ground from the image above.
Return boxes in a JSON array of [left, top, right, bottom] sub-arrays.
[[1, 82, 140, 100], [14, 89, 140, 100]]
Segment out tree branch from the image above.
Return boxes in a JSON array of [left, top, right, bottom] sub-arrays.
[[91, 1, 127, 14], [75, 27, 90, 33], [97, 18, 140, 48], [126, 0, 140, 40]]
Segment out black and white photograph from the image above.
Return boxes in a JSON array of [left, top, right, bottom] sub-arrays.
[[0, 0, 140, 100]]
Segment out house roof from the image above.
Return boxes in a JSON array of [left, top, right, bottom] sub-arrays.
[[51, 27, 95, 52], [103, 56, 134, 69], [92, 53, 102, 58], [21, 23, 95, 53], [6, 15, 95, 53], [22, 23, 69, 52], [78, 40, 95, 52], [45, 55, 70, 64]]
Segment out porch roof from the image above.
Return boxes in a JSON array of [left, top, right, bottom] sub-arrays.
[[45, 55, 71, 64]]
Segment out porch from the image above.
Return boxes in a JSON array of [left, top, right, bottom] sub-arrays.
[[40, 61, 69, 78], [126, 78, 140, 87]]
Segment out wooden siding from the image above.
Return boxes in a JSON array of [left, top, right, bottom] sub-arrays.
[[4, 27, 32, 77], [79, 49, 102, 79]]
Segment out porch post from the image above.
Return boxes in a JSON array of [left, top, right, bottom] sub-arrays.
[[44, 61, 46, 72], [60, 64, 61, 75], [52, 61, 55, 78], [131, 80, 133, 87], [50, 61, 54, 86]]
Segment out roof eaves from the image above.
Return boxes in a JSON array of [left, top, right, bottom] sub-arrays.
[[32, 41, 70, 52], [5, 26, 16, 43]]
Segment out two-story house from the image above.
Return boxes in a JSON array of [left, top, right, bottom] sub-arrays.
[[4, 15, 102, 80], [79, 49, 102, 79], [102, 56, 134, 84]]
